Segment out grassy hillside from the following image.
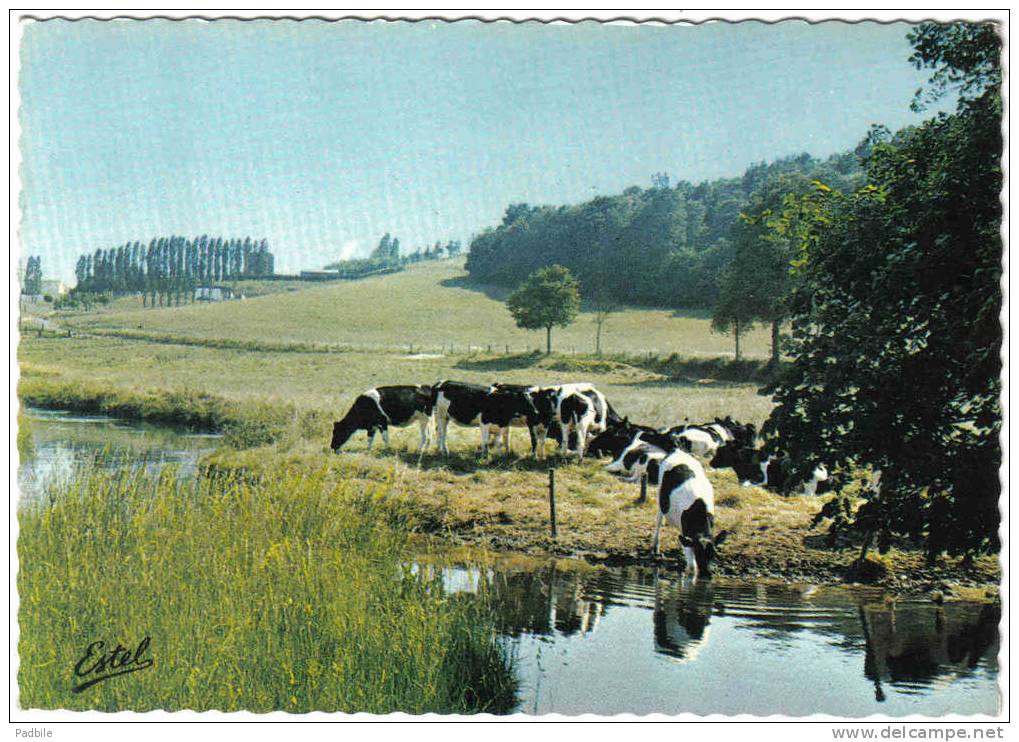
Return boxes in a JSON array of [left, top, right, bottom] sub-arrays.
[[61, 260, 774, 358]]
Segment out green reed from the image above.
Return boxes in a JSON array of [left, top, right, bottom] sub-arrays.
[[17, 465, 517, 713]]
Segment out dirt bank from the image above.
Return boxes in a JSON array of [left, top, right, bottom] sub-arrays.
[[202, 443, 1000, 600]]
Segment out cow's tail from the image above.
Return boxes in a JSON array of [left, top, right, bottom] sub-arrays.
[[418, 384, 436, 415], [429, 381, 446, 411]]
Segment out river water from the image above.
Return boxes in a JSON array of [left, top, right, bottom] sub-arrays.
[[17, 406, 221, 502], [17, 408, 1001, 717]]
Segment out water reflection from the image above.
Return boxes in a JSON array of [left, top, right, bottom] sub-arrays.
[[653, 576, 713, 662], [441, 558, 999, 715], [861, 603, 1000, 703], [18, 406, 221, 502]]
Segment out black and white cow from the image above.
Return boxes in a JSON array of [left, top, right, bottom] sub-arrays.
[[490, 382, 551, 457], [661, 423, 726, 459], [612, 443, 668, 485], [721, 449, 833, 497], [586, 418, 660, 459], [431, 380, 541, 456], [662, 418, 757, 461], [653, 450, 727, 578], [710, 441, 766, 484], [533, 383, 616, 459], [330, 385, 434, 452], [605, 428, 680, 478]]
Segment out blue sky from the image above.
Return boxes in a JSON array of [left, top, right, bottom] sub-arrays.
[[19, 19, 948, 282]]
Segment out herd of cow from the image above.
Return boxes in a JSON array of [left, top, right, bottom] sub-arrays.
[[329, 381, 834, 578]]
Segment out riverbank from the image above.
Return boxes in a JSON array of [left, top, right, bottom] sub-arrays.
[[17, 334, 999, 599], [201, 442, 1000, 599]]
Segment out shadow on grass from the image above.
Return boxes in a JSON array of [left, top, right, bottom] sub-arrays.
[[439, 275, 513, 302], [335, 441, 601, 476], [454, 352, 544, 372]]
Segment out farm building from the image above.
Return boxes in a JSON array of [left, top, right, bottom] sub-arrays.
[[299, 270, 342, 281], [194, 286, 234, 302]]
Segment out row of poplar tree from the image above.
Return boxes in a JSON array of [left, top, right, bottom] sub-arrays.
[[74, 236, 275, 306]]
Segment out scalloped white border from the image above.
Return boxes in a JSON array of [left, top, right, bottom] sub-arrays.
[[7, 8, 1010, 734]]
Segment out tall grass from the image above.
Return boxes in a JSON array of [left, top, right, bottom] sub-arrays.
[[18, 376, 332, 450], [18, 466, 517, 713]]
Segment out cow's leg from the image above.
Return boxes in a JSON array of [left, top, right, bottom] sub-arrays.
[[437, 416, 449, 456], [480, 423, 490, 457], [503, 426, 511, 454], [528, 426, 537, 457], [682, 542, 698, 577], [417, 417, 429, 452], [381, 425, 390, 448], [535, 427, 547, 460], [367, 429, 376, 451], [576, 422, 590, 460], [653, 511, 663, 557], [559, 423, 571, 455]]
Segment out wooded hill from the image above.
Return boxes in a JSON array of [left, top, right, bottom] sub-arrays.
[[465, 152, 865, 309]]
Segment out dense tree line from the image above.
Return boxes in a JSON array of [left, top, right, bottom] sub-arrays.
[[762, 22, 1002, 559], [465, 153, 864, 309], [73, 236, 274, 306]]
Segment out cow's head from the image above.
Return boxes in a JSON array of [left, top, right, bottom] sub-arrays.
[[711, 442, 760, 480], [680, 529, 728, 578], [588, 419, 641, 458], [530, 388, 558, 427], [330, 416, 360, 452]]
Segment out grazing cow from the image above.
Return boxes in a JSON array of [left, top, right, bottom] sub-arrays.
[[653, 450, 727, 578], [802, 463, 834, 496], [710, 441, 765, 484], [331, 385, 434, 452], [431, 380, 540, 457], [663, 418, 758, 461], [587, 418, 659, 459], [606, 429, 678, 478], [619, 445, 667, 485]]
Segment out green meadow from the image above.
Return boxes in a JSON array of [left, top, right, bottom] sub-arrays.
[[17, 260, 998, 712], [57, 259, 774, 358]]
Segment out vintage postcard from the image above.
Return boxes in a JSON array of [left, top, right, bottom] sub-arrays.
[[10, 10, 1007, 729]]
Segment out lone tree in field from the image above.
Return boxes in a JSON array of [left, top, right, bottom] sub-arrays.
[[762, 22, 1002, 559], [711, 259, 756, 361], [590, 291, 618, 356], [507, 265, 581, 355]]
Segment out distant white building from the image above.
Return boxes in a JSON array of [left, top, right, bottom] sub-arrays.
[[40, 279, 67, 296], [194, 286, 234, 302]]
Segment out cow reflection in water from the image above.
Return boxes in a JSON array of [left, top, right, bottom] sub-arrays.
[[859, 602, 1000, 702], [652, 574, 714, 662], [487, 565, 604, 639]]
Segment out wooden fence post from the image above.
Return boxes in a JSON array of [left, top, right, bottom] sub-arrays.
[[548, 468, 558, 539]]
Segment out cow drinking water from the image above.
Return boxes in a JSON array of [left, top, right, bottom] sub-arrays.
[[653, 450, 728, 578]]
